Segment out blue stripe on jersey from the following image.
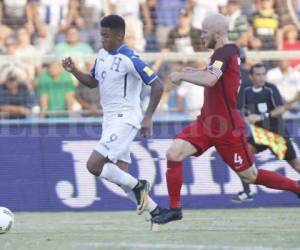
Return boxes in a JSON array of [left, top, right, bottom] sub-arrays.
[[118, 45, 158, 85], [89, 59, 97, 78]]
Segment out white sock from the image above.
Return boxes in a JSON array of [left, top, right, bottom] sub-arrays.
[[147, 196, 158, 213], [120, 185, 137, 204], [120, 184, 158, 213], [100, 162, 138, 189]]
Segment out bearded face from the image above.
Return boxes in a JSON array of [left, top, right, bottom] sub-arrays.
[[201, 29, 217, 49]]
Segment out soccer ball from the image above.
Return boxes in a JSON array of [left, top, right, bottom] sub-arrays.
[[0, 207, 14, 234]]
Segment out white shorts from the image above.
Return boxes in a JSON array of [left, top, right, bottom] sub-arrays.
[[94, 119, 139, 164]]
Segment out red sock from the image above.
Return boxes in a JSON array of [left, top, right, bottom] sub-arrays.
[[255, 169, 300, 194], [166, 161, 183, 209]]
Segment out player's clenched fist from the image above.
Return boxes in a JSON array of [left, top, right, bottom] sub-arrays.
[[62, 57, 76, 72]]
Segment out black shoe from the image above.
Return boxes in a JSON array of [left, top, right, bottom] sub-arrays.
[[150, 206, 169, 218], [132, 180, 150, 215], [151, 208, 182, 224], [231, 191, 254, 203]]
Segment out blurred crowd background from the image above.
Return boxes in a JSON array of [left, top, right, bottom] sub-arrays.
[[1, 0, 300, 119]]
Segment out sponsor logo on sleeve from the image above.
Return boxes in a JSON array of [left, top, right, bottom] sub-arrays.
[[143, 66, 154, 77], [212, 60, 223, 69]]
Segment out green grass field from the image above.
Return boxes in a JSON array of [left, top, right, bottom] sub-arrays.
[[1, 208, 300, 250]]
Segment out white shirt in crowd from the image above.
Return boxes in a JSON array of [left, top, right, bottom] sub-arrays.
[[266, 67, 300, 102], [191, 0, 228, 29], [177, 81, 204, 117]]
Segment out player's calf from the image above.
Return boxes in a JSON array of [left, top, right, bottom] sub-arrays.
[[86, 151, 106, 176]]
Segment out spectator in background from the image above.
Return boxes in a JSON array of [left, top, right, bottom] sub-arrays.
[[0, 37, 33, 89], [53, 26, 93, 70], [124, 27, 144, 52], [175, 61, 206, 117], [155, 7, 204, 113], [109, 0, 152, 33], [226, 0, 249, 47], [274, 0, 295, 27], [154, 0, 185, 49], [238, 0, 255, 18], [144, 0, 160, 52], [155, 77, 177, 113], [0, 0, 34, 32], [248, 0, 281, 51], [31, 0, 75, 53], [108, 0, 152, 52], [187, 0, 227, 30], [0, 73, 34, 119], [37, 62, 75, 117], [14, 27, 42, 84], [281, 24, 300, 68], [0, 24, 12, 53], [266, 60, 300, 106], [165, 7, 203, 53], [53, 26, 93, 56], [14, 28, 40, 57], [71, 0, 106, 51], [76, 84, 101, 116]]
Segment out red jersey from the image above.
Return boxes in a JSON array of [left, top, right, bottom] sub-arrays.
[[176, 44, 254, 171], [199, 44, 244, 135]]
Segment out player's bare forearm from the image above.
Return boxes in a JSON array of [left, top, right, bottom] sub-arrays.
[[171, 70, 218, 87], [182, 70, 218, 87], [144, 78, 163, 118], [71, 68, 98, 88]]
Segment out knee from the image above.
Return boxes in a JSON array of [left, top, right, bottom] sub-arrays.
[[240, 173, 257, 184], [166, 148, 183, 162], [86, 157, 103, 176]]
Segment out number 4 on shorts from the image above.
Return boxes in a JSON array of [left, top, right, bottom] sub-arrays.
[[234, 153, 243, 165]]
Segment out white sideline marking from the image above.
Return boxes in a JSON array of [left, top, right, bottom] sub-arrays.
[[82, 242, 275, 250]]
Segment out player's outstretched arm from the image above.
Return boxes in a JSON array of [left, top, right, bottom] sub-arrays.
[[62, 57, 98, 88], [140, 78, 163, 137], [169, 69, 218, 87]]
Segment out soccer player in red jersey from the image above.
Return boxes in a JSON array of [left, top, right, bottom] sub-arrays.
[[152, 13, 300, 224]]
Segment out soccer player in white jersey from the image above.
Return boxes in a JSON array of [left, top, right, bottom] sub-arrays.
[[62, 15, 164, 217]]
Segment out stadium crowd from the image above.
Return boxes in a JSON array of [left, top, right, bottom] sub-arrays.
[[0, 0, 300, 118]]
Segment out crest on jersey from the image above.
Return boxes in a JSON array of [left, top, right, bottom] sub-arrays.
[[143, 66, 154, 77], [212, 60, 223, 69]]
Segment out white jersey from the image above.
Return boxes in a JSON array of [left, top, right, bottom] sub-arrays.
[[90, 44, 158, 128]]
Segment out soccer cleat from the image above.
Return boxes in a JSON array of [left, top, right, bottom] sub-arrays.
[[230, 191, 254, 203], [132, 180, 150, 215], [149, 206, 167, 232], [151, 208, 182, 224], [145, 206, 168, 222], [150, 206, 169, 218]]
